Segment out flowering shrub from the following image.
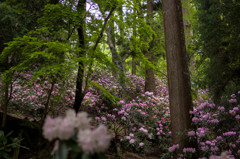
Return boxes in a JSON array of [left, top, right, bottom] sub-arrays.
[[7, 70, 171, 155], [4, 69, 240, 158], [8, 72, 76, 118], [167, 91, 240, 159], [42, 109, 112, 159]]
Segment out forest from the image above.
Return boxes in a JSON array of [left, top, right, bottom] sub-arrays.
[[0, 0, 240, 158]]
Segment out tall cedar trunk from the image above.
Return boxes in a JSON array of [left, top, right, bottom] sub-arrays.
[[145, 0, 155, 93], [162, 0, 194, 150], [73, 0, 86, 113]]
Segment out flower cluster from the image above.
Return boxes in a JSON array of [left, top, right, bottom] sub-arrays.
[[43, 109, 112, 154], [168, 144, 179, 152]]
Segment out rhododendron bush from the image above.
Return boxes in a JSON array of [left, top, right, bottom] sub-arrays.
[[3, 70, 240, 158], [167, 91, 240, 159]]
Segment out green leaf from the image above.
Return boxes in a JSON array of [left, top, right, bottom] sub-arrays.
[[81, 153, 90, 159], [0, 151, 12, 159], [3, 138, 8, 145], [96, 153, 107, 159], [56, 141, 68, 159], [0, 131, 5, 140], [66, 140, 81, 152]]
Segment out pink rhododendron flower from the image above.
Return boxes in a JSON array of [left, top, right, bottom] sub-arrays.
[[188, 131, 195, 136], [183, 147, 196, 153], [228, 99, 237, 103], [129, 139, 135, 144], [168, 144, 179, 152], [223, 131, 236, 136], [139, 142, 144, 147]]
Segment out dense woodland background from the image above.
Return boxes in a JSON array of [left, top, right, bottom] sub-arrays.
[[0, 0, 240, 158]]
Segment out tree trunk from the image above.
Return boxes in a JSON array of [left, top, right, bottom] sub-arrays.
[[145, 52, 155, 93], [107, 20, 124, 76], [1, 81, 9, 128], [73, 0, 86, 113], [41, 81, 55, 124], [182, 0, 195, 73], [132, 0, 138, 75], [107, 19, 126, 98], [162, 0, 194, 150], [132, 55, 136, 75], [117, 6, 126, 73], [145, 0, 155, 93]]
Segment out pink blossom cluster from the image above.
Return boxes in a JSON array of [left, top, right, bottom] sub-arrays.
[[185, 91, 240, 158], [209, 152, 235, 159], [183, 147, 196, 153], [168, 144, 179, 152]]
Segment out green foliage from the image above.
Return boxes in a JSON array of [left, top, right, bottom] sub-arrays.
[[193, 0, 240, 101], [0, 24, 76, 84], [55, 141, 68, 159], [0, 131, 22, 159], [91, 81, 120, 105], [37, 3, 79, 36], [0, 2, 24, 47]]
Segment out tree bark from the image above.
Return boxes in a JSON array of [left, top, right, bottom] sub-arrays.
[[1, 81, 9, 128], [117, 6, 126, 73], [132, 55, 136, 75], [107, 19, 126, 98], [75, 5, 116, 112], [41, 81, 55, 124], [73, 0, 86, 113], [182, 0, 195, 73], [107, 20, 125, 76], [145, 0, 156, 93], [162, 0, 194, 150], [132, 0, 138, 75]]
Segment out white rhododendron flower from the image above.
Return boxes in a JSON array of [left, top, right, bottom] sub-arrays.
[[43, 116, 75, 141], [57, 117, 75, 140], [92, 125, 112, 153], [75, 112, 91, 129], [43, 109, 111, 154], [43, 116, 58, 141], [78, 129, 96, 153], [77, 125, 112, 154]]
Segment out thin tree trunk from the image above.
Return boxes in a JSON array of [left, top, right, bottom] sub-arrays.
[[1, 82, 9, 128], [1, 69, 13, 129], [132, 0, 138, 75], [74, 5, 116, 112], [107, 21, 124, 76], [145, 0, 156, 93], [107, 19, 126, 98], [162, 0, 194, 150], [132, 55, 136, 75], [41, 81, 55, 124], [118, 6, 126, 73], [73, 0, 86, 113], [182, 0, 195, 73]]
